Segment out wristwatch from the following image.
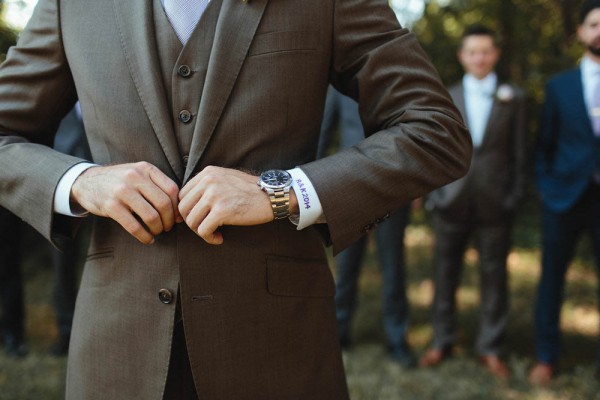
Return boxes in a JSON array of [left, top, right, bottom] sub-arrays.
[[257, 169, 293, 219]]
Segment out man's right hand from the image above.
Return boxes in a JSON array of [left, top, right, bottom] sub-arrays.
[[71, 162, 181, 244]]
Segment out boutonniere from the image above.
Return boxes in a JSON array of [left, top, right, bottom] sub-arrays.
[[495, 84, 514, 103]]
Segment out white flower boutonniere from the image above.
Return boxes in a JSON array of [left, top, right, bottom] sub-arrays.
[[496, 84, 515, 103]]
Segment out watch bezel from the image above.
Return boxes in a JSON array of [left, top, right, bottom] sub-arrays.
[[259, 169, 293, 189]]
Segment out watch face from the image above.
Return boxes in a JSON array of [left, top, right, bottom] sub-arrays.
[[260, 169, 292, 188]]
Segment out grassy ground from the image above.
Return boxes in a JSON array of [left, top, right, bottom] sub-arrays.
[[1, 205, 600, 399], [342, 219, 600, 400]]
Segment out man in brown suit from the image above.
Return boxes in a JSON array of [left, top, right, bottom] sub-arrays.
[[0, 1, 471, 399], [420, 26, 527, 378]]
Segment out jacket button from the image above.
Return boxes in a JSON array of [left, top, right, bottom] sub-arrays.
[[158, 288, 174, 304], [179, 110, 192, 123], [177, 65, 191, 77]]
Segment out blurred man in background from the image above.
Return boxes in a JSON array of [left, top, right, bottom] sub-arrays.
[[530, 0, 600, 385], [319, 86, 415, 368], [421, 25, 527, 378]]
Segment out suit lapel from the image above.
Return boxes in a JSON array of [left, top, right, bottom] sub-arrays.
[[574, 69, 596, 136], [112, 0, 184, 181], [453, 83, 467, 122], [480, 85, 502, 148], [184, 0, 270, 183]]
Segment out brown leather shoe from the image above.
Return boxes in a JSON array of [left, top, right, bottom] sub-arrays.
[[419, 348, 451, 368], [528, 362, 555, 386], [479, 355, 510, 379]]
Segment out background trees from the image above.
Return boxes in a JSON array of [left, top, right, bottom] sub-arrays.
[[0, 1, 17, 60], [413, 0, 586, 104]]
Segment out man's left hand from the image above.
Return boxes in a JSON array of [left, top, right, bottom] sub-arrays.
[[179, 166, 288, 245]]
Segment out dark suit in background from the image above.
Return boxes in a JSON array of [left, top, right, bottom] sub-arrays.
[[0, 207, 27, 357], [426, 80, 527, 358], [529, 3, 600, 384], [419, 28, 526, 378], [528, 2, 600, 385], [533, 67, 600, 369], [318, 87, 414, 367]]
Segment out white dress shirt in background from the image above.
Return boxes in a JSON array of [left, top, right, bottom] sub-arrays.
[[463, 72, 497, 148]]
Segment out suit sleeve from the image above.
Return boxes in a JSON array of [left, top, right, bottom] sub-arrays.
[[299, 0, 471, 253], [0, 0, 83, 245]]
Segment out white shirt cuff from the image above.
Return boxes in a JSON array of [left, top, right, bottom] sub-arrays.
[[54, 162, 97, 216], [287, 167, 326, 230]]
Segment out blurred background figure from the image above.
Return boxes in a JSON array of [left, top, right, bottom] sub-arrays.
[[530, 0, 600, 385], [0, 207, 28, 358], [50, 103, 90, 356], [420, 26, 527, 378], [319, 86, 416, 368]]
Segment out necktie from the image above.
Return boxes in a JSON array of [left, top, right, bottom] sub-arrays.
[[592, 78, 600, 137], [465, 81, 493, 148], [163, 0, 210, 45], [591, 76, 600, 183]]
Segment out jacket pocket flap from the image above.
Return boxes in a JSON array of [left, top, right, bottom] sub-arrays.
[[266, 255, 334, 298]]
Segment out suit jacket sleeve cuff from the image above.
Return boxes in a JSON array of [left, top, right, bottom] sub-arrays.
[[287, 167, 326, 229], [54, 162, 97, 216]]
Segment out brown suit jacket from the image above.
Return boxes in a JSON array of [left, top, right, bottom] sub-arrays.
[[0, 1, 470, 398], [428, 81, 527, 222]]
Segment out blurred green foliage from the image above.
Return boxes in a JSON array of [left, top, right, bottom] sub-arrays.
[[413, 0, 585, 102], [412, 0, 587, 165], [0, 1, 18, 60]]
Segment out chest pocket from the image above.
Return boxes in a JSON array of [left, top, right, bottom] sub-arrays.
[[248, 30, 319, 57]]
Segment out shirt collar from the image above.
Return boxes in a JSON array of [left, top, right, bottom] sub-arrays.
[[581, 55, 600, 80], [463, 72, 497, 97]]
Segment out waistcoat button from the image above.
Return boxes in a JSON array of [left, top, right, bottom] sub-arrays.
[[179, 110, 192, 123], [178, 65, 191, 77], [158, 288, 174, 304]]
